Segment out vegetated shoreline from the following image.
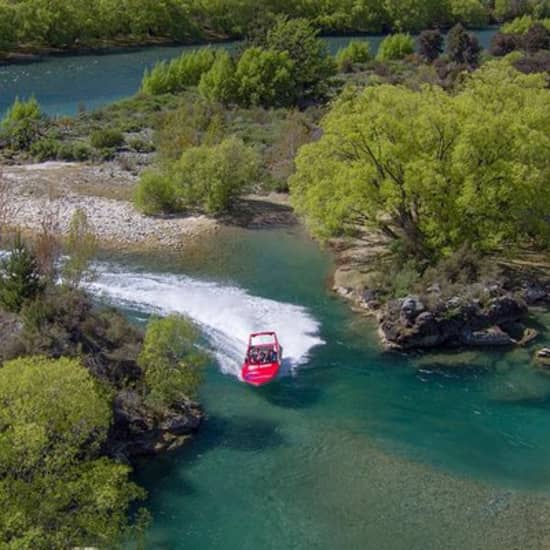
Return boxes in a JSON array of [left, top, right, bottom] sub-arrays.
[[1, 160, 297, 252], [329, 233, 550, 357], [0, 25, 501, 66]]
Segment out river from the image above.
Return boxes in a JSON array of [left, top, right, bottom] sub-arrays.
[[0, 30, 499, 117], [89, 227, 550, 549], [5, 30, 550, 548]]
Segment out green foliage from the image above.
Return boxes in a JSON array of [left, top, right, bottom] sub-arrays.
[[138, 315, 207, 408], [335, 40, 371, 72], [141, 48, 218, 95], [63, 209, 98, 287], [1, 97, 43, 150], [135, 170, 179, 215], [199, 50, 238, 104], [290, 60, 550, 260], [0, 236, 44, 313], [265, 17, 336, 101], [90, 127, 125, 149], [449, 0, 490, 27], [417, 29, 444, 62], [446, 23, 482, 65], [376, 33, 415, 61], [173, 136, 260, 214], [502, 14, 550, 32], [235, 47, 297, 107], [0, 356, 145, 549]]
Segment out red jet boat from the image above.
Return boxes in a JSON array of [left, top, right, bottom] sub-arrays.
[[241, 332, 282, 386]]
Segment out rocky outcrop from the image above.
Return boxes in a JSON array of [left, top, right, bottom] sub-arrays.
[[534, 348, 550, 369], [109, 390, 204, 458], [378, 295, 534, 351]]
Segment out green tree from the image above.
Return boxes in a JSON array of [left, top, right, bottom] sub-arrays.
[[335, 40, 371, 72], [173, 136, 260, 214], [0, 356, 146, 549], [376, 33, 415, 60], [199, 50, 237, 104], [0, 235, 44, 313], [446, 22, 482, 65], [235, 47, 297, 107], [290, 60, 550, 259], [449, 0, 490, 27], [265, 17, 335, 101], [138, 315, 207, 408], [417, 29, 444, 62]]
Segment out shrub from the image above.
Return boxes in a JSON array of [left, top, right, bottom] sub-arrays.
[[502, 15, 536, 34], [490, 32, 522, 56], [58, 141, 92, 161], [0, 235, 44, 313], [198, 50, 237, 105], [446, 23, 481, 65], [417, 29, 444, 62], [235, 47, 297, 108], [63, 209, 98, 288], [1, 97, 43, 150], [128, 137, 154, 153], [134, 170, 179, 215], [172, 137, 259, 214], [335, 40, 371, 72], [523, 22, 550, 52], [141, 48, 217, 95], [30, 137, 60, 161], [138, 315, 207, 408], [0, 356, 145, 549], [90, 128, 124, 149], [376, 33, 415, 61]]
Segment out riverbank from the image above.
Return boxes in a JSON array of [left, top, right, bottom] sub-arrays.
[[0, 161, 296, 251]]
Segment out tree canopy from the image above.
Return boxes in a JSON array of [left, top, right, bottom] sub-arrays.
[[0, 356, 145, 549], [290, 60, 550, 260]]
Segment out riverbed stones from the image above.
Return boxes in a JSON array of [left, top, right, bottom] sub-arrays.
[[535, 348, 550, 368]]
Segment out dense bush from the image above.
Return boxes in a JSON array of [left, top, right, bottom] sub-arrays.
[[0, 236, 44, 313], [90, 128, 125, 149], [142, 48, 218, 95], [1, 97, 43, 150], [134, 170, 179, 215], [138, 315, 207, 408], [235, 47, 297, 107], [0, 356, 145, 549], [376, 33, 415, 61], [290, 60, 550, 260], [523, 22, 550, 52], [446, 23, 482, 65], [199, 50, 237, 105], [172, 137, 259, 214], [490, 32, 522, 56], [335, 40, 371, 72], [417, 29, 444, 62]]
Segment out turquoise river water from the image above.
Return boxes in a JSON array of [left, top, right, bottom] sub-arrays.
[[3, 33, 550, 548], [88, 227, 550, 550], [0, 30, 498, 116]]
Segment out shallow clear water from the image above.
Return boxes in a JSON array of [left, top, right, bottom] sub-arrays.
[[91, 227, 550, 549], [0, 30, 498, 117]]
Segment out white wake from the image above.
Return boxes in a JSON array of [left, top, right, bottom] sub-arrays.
[[87, 264, 324, 380]]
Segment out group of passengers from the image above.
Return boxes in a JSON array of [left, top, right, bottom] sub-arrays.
[[247, 346, 278, 365]]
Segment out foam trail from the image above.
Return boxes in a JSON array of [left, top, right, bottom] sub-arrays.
[[87, 263, 324, 380]]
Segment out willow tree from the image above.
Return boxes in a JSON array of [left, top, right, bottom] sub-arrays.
[[290, 60, 550, 260]]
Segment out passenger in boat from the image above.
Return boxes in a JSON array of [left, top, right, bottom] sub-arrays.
[[248, 347, 258, 364], [270, 349, 278, 362]]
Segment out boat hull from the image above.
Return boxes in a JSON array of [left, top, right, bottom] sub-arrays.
[[241, 361, 281, 386]]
